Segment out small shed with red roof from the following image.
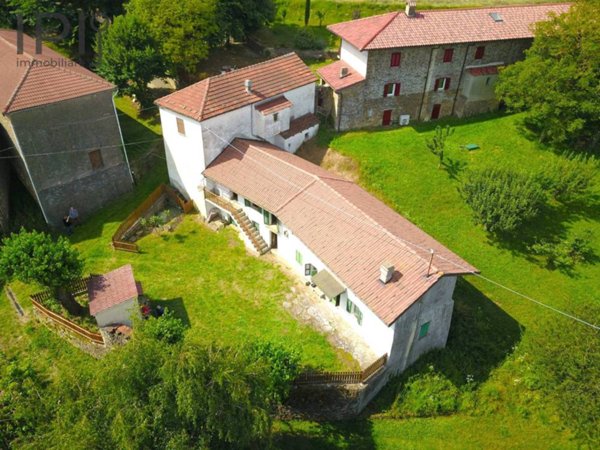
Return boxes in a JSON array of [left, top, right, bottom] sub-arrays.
[[88, 265, 143, 328]]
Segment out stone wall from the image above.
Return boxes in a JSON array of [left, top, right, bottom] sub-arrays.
[[333, 38, 532, 130], [7, 91, 133, 226]]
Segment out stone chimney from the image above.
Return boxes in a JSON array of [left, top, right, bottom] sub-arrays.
[[244, 79, 253, 94], [405, 0, 417, 17], [380, 263, 395, 284]]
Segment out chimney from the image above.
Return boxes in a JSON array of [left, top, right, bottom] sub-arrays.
[[405, 0, 416, 17], [339, 66, 349, 78], [244, 79, 253, 94], [380, 263, 395, 284]]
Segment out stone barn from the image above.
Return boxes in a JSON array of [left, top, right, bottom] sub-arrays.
[[0, 29, 133, 227]]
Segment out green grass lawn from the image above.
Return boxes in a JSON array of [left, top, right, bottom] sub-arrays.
[[0, 97, 355, 373], [274, 112, 597, 447]]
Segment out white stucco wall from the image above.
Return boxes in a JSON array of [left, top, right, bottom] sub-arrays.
[[340, 40, 369, 77], [200, 106, 254, 167], [94, 297, 140, 328], [387, 276, 457, 374], [276, 221, 394, 357], [159, 107, 206, 206], [274, 122, 320, 153], [281, 84, 317, 119]]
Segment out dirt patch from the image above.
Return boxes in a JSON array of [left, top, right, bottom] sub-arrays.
[[297, 140, 360, 183]]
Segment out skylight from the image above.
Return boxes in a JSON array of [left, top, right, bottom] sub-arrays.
[[489, 12, 504, 22]]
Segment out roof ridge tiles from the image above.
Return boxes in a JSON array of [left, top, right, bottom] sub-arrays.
[[3, 62, 32, 114], [358, 11, 400, 51]]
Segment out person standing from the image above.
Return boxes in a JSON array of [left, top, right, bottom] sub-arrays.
[[68, 206, 79, 225]]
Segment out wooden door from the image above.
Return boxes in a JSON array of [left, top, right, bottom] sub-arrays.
[[382, 109, 392, 126], [431, 104, 441, 120]]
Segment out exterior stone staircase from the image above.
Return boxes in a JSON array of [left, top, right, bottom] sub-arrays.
[[205, 190, 269, 255], [231, 208, 270, 255]]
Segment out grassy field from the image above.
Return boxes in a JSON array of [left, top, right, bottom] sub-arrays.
[[277, 112, 597, 447]]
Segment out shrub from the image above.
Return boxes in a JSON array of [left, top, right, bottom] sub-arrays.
[[539, 153, 597, 202], [391, 366, 461, 418], [248, 341, 301, 404], [530, 230, 595, 270], [293, 29, 324, 50], [460, 168, 546, 233], [142, 309, 186, 344]]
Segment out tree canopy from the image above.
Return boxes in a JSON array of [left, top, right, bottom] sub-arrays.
[[496, 1, 600, 151]]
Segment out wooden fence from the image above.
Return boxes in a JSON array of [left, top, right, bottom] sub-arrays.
[[295, 354, 387, 385], [30, 292, 104, 345], [112, 184, 194, 253]]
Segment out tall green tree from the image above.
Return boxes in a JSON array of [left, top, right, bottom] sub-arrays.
[[496, 1, 600, 151], [126, 0, 218, 84], [212, 0, 276, 44], [94, 13, 166, 106], [304, 0, 311, 26], [0, 229, 84, 314]]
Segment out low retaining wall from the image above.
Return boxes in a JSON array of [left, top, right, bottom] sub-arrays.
[[112, 184, 194, 253]]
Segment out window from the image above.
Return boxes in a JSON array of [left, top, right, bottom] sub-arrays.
[[383, 83, 401, 97], [475, 46, 485, 60], [353, 305, 363, 325], [273, 112, 279, 122], [251, 221, 259, 231], [346, 298, 354, 313], [434, 77, 451, 91], [443, 48, 454, 63], [244, 199, 251, 207], [419, 321, 431, 339], [295, 250, 303, 265], [305, 263, 317, 277], [390, 52, 401, 67], [332, 295, 341, 307], [263, 209, 273, 225], [89, 150, 104, 170], [176, 117, 185, 135]]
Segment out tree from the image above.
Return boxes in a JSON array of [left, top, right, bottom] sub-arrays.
[[459, 168, 546, 234], [495, 1, 600, 150], [213, 0, 276, 44], [426, 125, 454, 168], [304, 0, 311, 26], [316, 10, 325, 27], [0, 229, 84, 314], [126, 0, 219, 84], [94, 14, 166, 107]]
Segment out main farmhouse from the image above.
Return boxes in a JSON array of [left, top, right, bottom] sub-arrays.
[[156, 53, 478, 374], [317, 2, 570, 130], [0, 30, 133, 227]]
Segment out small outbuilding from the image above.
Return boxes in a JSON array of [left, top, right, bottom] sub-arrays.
[[88, 265, 143, 328]]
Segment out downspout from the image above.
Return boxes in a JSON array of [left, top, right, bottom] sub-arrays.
[[112, 92, 135, 185], [336, 91, 343, 132], [451, 45, 470, 116], [418, 47, 436, 121], [7, 117, 50, 224]]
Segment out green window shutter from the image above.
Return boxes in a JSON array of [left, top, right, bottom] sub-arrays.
[[244, 199, 251, 207], [295, 250, 303, 265], [263, 210, 272, 225], [311, 266, 317, 276], [419, 321, 430, 339], [346, 299, 353, 313], [353, 305, 363, 325]]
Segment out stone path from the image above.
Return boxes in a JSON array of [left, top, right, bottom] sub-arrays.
[[266, 254, 378, 369]]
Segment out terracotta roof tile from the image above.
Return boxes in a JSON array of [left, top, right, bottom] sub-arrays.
[[280, 113, 319, 139], [255, 95, 292, 115], [0, 30, 115, 114], [317, 60, 366, 92], [328, 4, 570, 50], [88, 265, 142, 316], [204, 139, 478, 325], [156, 53, 316, 122]]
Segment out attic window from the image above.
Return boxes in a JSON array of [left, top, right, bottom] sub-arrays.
[[489, 12, 503, 22]]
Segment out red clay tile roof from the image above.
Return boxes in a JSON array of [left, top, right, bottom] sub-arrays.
[[255, 95, 292, 115], [328, 4, 571, 51], [156, 53, 316, 122], [317, 60, 366, 92], [280, 113, 320, 139], [204, 139, 478, 326], [0, 30, 115, 115], [88, 265, 142, 316], [468, 65, 500, 76]]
